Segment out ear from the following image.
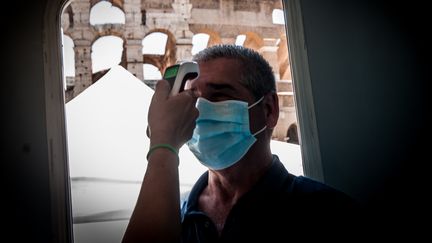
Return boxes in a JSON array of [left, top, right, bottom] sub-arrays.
[[263, 92, 279, 129]]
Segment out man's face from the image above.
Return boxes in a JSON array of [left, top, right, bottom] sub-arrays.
[[186, 58, 255, 104], [186, 57, 266, 134]]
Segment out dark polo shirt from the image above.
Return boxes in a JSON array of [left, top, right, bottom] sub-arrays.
[[180, 155, 356, 242]]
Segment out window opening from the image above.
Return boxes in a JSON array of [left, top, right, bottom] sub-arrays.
[[90, 1, 125, 25], [60, 1, 303, 242], [143, 64, 162, 80], [91, 36, 123, 74], [142, 32, 168, 55], [191, 33, 210, 55], [235, 34, 246, 46]]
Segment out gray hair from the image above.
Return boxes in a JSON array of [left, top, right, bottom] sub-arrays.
[[192, 44, 276, 100]]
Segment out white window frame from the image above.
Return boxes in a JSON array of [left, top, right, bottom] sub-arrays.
[[43, 0, 323, 242], [283, 0, 324, 181], [43, 0, 73, 242]]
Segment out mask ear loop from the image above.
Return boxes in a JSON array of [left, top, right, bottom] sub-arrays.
[[248, 96, 265, 109], [253, 125, 267, 136], [248, 96, 267, 136]]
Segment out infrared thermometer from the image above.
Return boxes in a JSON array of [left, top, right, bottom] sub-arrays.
[[146, 61, 199, 138], [163, 61, 199, 96]]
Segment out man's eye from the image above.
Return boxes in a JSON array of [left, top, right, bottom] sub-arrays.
[[210, 93, 234, 101]]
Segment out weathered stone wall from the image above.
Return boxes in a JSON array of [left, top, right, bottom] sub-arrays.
[[62, 0, 297, 141]]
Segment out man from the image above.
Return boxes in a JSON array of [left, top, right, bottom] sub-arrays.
[[122, 45, 356, 243]]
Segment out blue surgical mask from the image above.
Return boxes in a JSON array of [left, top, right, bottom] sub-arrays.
[[187, 96, 267, 170]]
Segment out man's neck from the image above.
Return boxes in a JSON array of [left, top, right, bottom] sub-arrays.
[[197, 141, 273, 235], [206, 149, 273, 205]]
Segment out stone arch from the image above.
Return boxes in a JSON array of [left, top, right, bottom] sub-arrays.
[[272, 9, 285, 25], [143, 63, 162, 81], [143, 60, 162, 72], [62, 4, 74, 29], [242, 31, 264, 51], [92, 31, 125, 45], [192, 29, 222, 47], [111, 0, 124, 10], [90, 0, 126, 25], [142, 32, 169, 55], [271, 0, 283, 11], [277, 34, 291, 80], [142, 29, 177, 74], [191, 33, 209, 55], [90, 35, 125, 81], [286, 123, 299, 145], [143, 57, 163, 76]]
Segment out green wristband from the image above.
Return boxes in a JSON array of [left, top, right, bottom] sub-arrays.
[[146, 143, 179, 161]]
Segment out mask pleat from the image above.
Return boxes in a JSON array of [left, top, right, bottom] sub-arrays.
[[187, 97, 264, 170]]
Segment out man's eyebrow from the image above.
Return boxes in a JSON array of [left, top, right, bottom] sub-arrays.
[[206, 83, 236, 91]]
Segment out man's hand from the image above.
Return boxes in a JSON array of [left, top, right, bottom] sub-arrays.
[[148, 80, 199, 149]]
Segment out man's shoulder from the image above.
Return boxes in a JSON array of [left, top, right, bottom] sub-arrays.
[[267, 155, 354, 204], [291, 176, 340, 193], [275, 174, 354, 208]]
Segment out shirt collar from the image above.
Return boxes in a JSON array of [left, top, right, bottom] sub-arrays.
[[181, 155, 294, 220]]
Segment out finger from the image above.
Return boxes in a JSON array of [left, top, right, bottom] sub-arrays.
[[185, 89, 198, 99], [146, 125, 150, 138], [186, 111, 198, 139], [192, 107, 199, 120], [177, 90, 198, 105], [153, 80, 171, 102]]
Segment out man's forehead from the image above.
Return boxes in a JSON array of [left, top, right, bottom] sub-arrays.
[[193, 72, 243, 89], [197, 58, 242, 81]]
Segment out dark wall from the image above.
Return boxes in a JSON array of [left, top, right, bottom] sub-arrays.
[[300, 0, 429, 232], [4, 1, 53, 242], [3, 0, 429, 241]]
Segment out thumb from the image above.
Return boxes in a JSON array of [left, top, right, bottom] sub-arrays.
[[153, 79, 171, 102]]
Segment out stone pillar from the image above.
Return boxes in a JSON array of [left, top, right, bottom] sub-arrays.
[[260, 38, 297, 141], [220, 0, 234, 17], [278, 35, 291, 80], [176, 38, 193, 61], [70, 0, 94, 98], [172, 0, 194, 61], [221, 37, 236, 45], [125, 39, 144, 80], [70, 0, 91, 28], [259, 38, 280, 80], [73, 40, 93, 96], [124, 0, 145, 79]]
